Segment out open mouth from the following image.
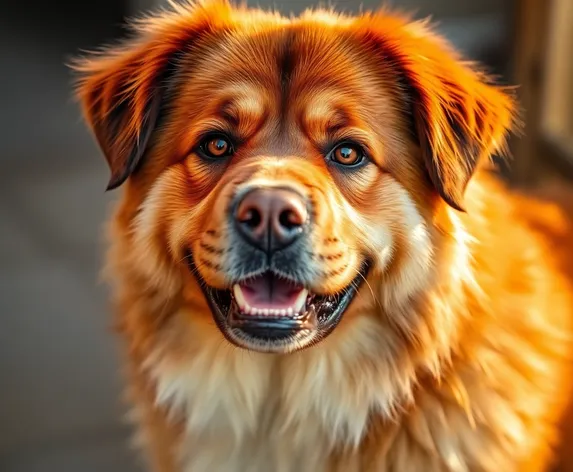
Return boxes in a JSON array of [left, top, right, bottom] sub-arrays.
[[189, 259, 369, 353], [228, 275, 323, 337]]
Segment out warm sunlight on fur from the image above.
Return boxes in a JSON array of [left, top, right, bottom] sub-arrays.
[[73, 1, 573, 471]]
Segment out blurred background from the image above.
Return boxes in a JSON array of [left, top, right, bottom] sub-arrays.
[[0, 0, 572, 471]]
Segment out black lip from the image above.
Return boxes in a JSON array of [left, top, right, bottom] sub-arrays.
[[229, 309, 317, 330], [226, 304, 318, 342], [187, 254, 369, 351]]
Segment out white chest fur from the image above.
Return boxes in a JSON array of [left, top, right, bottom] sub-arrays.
[[144, 313, 399, 472]]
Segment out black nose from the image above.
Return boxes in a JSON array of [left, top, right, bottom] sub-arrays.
[[234, 187, 308, 253]]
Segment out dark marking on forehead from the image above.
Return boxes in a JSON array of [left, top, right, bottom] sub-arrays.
[[278, 28, 297, 119]]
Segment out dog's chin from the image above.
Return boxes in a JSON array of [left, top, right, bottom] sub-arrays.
[[187, 257, 370, 354]]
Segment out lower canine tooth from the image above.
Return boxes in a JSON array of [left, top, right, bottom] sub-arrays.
[[233, 284, 246, 310], [293, 289, 309, 313]]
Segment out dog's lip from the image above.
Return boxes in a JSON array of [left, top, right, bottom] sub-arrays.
[[186, 253, 370, 351]]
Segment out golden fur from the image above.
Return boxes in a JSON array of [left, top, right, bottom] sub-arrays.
[[73, 1, 573, 470]]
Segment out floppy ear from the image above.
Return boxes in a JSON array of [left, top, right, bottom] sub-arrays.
[[71, 0, 231, 190], [358, 15, 517, 211]]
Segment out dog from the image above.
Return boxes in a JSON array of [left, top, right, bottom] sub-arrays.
[[73, 1, 573, 470]]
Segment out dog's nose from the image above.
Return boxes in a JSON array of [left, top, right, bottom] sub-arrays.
[[234, 187, 308, 252]]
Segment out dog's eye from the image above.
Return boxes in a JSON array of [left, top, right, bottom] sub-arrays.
[[330, 143, 364, 166], [200, 135, 234, 158]]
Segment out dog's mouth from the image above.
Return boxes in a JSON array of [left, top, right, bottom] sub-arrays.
[[190, 260, 369, 353]]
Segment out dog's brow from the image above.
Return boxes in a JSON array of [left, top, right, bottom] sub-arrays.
[[301, 99, 352, 138], [216, 92, 266, 137], [326, 109, 351, 135]]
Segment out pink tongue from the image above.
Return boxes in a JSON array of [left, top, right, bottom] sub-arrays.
[[240, 275, 303, 310]]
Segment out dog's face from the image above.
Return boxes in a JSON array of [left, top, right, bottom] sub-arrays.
[[74, 1, 514, 353]]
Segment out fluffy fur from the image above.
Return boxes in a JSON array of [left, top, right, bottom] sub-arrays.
[[73, 1, 573, 471]]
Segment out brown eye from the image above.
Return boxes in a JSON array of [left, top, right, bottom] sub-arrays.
[[331, 143, 364, 166], [200, 135, 233, 158]]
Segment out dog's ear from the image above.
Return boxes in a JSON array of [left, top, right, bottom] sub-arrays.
[[71, 0, 231, 190], [358, 16, 517, 211]]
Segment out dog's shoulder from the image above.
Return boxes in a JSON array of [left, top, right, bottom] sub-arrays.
[[431, 171, 573, 470]]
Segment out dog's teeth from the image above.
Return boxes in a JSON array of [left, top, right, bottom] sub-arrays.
[[292, 289, 309, 314], [235, 286, 310, 317], [233, 285, 246, 310]]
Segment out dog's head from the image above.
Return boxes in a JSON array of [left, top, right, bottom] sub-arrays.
[[74, 0, 515, 354]]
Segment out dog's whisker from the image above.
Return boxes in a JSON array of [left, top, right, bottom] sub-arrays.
[[349, 265, 379, 307], [177, 253, 194, 264]]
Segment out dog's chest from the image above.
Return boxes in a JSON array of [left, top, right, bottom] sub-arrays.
[[149, 354, 332, 471], [148, 344, 357, 472], [144, 315, 407, 472]]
